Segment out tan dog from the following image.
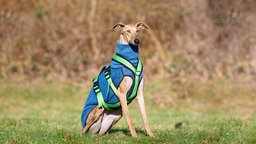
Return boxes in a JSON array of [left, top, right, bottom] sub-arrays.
[[81, 22, 154, 137]]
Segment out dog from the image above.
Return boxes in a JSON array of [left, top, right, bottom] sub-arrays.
[[81, 22, 154, 137]]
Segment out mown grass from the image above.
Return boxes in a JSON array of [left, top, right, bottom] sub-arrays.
[[0, 78, 256, 143]]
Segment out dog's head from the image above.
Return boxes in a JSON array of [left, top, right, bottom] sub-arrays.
[[113, 22, 148, 46]]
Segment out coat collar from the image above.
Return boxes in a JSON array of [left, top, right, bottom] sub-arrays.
[[115, 40, 139, 61], [110, 40, 140, 68]]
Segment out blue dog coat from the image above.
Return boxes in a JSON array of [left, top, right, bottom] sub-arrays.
[[81, 40, 144, 128]]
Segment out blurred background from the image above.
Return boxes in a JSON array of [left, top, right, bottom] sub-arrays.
[[1, 0, 256, 82], [1, 1, 256, 142]]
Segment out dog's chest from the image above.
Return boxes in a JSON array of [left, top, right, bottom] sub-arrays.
[[98, 64, 143, 103]]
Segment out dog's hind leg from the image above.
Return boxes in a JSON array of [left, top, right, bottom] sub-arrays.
[[89, 114, 103, 134], [99, 109, 122, 134], [81, 106, 104, 134]]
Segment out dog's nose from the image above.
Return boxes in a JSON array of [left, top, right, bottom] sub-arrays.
[[134, 39, 140, 45]]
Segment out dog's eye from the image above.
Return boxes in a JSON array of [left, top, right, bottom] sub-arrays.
[[136, 30, 139, 33], [127, 30, 131, 33]]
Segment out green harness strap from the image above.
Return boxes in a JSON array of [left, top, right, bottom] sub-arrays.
[[93, 55, 143, 110]]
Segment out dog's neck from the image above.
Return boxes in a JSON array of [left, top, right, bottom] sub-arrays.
[[110, 40, 139, 68], [115, 40, 139, 61]]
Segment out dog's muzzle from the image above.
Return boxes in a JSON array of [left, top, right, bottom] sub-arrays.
[[134, 39, 140, 46]]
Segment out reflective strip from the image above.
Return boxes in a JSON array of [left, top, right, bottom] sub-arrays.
[[93, 77, 103, 108], [128, 60, 142, 102], [95, 89, 100, 93], [105, 73, 118, 96], [96, 93, 103, 108]]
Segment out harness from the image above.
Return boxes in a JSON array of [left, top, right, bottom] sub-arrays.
[[92, 54, 143, 110]]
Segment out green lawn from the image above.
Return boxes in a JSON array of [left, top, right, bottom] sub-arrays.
[[0, 78, 255, 143]]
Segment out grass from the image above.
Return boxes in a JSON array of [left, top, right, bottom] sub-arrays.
[[0, 77, 256, 143]]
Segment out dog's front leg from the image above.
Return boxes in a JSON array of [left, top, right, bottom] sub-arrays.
[[118, 77, 138, 137], [137, 79, 155, 137]]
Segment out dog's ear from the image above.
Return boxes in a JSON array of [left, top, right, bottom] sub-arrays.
[[113, 23, 125, 30], [136, 22, 149, 30]]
